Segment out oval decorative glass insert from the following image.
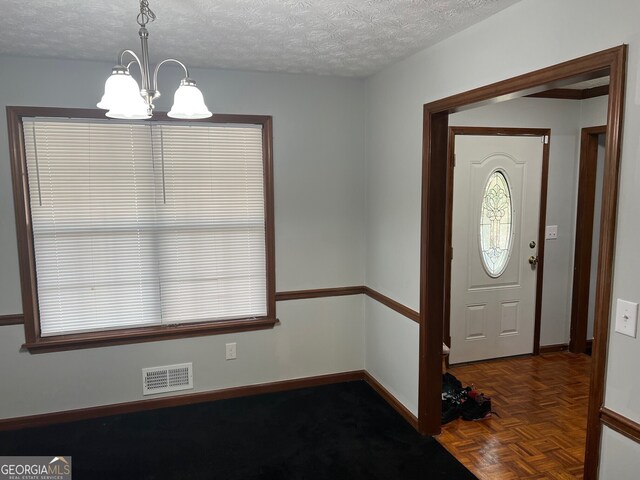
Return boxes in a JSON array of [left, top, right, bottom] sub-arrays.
[[480, 170, 513, 277]]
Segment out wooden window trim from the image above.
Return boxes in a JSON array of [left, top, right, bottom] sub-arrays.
[[7, 106, 277, 353]]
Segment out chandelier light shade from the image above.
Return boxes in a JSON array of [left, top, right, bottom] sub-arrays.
[[98, 68, 151, 119], [97, 0, 211, 120], [168, 79, 212, 119]]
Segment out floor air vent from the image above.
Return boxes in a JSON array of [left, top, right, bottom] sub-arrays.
[[142, 363, 193, 395]]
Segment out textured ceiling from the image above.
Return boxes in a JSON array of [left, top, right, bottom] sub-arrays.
[[0, 0, 520, 77]]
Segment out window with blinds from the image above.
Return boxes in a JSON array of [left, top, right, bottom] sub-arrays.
[[23, 118, 268, 337]]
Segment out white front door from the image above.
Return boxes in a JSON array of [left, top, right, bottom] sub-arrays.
[[450, 134, 544, 364]]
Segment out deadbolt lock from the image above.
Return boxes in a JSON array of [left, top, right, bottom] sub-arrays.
[[529, 241, 536, 249]]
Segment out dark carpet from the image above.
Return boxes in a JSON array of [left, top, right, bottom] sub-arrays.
[[0, 381, 476, 479]]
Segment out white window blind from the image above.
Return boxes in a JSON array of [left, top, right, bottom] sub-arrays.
[[153, 124, 266, 323], [23, 118, 267, 337]]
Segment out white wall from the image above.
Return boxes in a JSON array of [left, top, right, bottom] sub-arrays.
[[364, 0, 640, 471], [364, 297, 419, 415], [581, 95, 610, 128], [599, 426, 640, 479], [0, 297, 364, 418], [0, 56, 366, 418]]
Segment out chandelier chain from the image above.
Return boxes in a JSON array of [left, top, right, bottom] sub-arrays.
[[99, 0, 210, 119], [137, 0, 156, 28]]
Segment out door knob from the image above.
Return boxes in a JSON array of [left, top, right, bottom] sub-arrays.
[[528, 255, 539, 266]]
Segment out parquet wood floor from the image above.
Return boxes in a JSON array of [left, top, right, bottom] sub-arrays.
[[437, 352, 591, 479]]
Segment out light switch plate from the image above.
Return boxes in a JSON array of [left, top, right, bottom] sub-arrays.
[[615, 299, 638, 338], [545, 225, 558, 240]]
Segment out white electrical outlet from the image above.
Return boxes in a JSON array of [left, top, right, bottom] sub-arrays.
[[615, 299, 638, 338], [225, 342, 237, 360], [545, 225, 558, 240]]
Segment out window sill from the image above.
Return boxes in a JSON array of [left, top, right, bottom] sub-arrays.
[[22, 317, 278, 353]]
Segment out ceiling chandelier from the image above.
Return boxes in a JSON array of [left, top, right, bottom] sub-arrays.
[[97, 0, 211, 120]]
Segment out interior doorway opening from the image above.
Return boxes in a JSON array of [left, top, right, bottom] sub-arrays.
[[441, 98, 609, 478], [419, 46, 627, 480], [570, 126, 608, 355]]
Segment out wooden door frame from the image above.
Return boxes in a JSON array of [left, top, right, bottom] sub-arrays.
[[419, 45, 626, 480], [570, 125, 608, 354], [444, 127, 551, 360]]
